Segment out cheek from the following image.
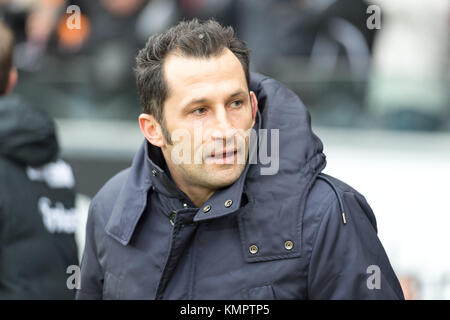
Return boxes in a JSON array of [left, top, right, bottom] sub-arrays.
[[163, 116, 178, 136], [236, 109, 254, 129]]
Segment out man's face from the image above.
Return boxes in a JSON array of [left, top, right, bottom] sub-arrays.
[[159, 48, 257, 190]]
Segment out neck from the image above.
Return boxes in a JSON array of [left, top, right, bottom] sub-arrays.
[[162, 155, 214, 208], [178, 182, 214, 209], [168, 163, 214, 208]]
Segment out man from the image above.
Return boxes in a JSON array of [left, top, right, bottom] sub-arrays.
[[0, 21, 79, 299], [77, 19, 404, 300]]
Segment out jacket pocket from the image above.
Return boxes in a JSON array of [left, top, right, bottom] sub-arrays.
[[244, 285, 276, 300], [102, 271, 121, 300]]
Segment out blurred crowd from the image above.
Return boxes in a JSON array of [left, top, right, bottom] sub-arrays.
[[0, 0, 448, 130]]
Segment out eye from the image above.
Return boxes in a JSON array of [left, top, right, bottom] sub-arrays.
[[230, 100, 243, 108], [192, 107, 207, 115]]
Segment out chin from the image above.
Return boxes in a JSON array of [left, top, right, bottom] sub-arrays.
[[206, 164, 244, 188]]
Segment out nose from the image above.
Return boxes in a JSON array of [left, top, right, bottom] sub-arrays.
[[210, 106, 236, 141]]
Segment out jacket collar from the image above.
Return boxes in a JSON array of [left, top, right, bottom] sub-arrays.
[[105, 141, 152, 246], [193, 159, 250, 222], [144, 141, 188, 201]]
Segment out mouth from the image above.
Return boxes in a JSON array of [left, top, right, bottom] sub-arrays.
[[211, 149, 237, 158], [206, 149, 238, 164]]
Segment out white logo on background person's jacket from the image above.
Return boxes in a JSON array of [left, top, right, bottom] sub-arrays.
[[27, 159, 75, 189], [38, 197, 78, 234]]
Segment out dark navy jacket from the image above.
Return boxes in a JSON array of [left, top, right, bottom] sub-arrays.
[[76, 73, 404, 300]]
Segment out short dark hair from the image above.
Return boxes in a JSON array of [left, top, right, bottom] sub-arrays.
[[134, 18, 250, 125], [0, 21, 15, 95]]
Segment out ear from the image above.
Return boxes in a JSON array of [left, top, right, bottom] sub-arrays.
[[249, 91, 258, 127], [4, 68, 18, 95], [139, 113, 165, 148]]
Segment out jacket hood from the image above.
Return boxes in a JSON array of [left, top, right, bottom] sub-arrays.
[[0, 95, 59, 166], [237, 72, 326, 262]]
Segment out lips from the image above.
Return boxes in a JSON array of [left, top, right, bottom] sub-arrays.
[[210, 149, 237, 158]]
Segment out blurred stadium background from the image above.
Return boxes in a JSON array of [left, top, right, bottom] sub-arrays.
[[1, 0, 449, 299]]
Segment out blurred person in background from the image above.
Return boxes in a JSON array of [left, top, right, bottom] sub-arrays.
[[0, 20, 78, 299], [398, 274, 421, 300], [4, 0, 179, 120], [0, 0, 65, 69]]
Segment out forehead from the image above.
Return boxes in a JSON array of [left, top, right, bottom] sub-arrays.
[[163, 48, 248, 103]]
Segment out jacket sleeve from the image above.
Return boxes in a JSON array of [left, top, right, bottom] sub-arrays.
[[307, 190, 404, 300], [76, 199, 104, 300]]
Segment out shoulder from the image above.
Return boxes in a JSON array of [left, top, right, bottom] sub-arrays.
[[88, 168, 131, 225], [301, 173, 382, 275], [304, 174, 404, 299], [94, 168, 131, 202], [311, 173, 361, 196], [304, 173, 378, 237], [305, 173, 354, 217]]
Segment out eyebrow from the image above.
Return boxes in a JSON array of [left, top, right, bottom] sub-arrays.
[[181, 89, 248, 112]]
